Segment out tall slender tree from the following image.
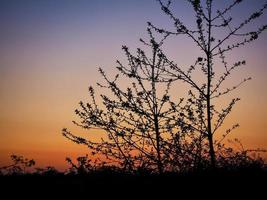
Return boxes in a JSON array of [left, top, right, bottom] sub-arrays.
[[149, 0, 267, 169]]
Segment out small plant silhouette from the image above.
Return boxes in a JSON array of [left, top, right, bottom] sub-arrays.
[[0, 154, 35, 175], [65, 155, 94, 175]]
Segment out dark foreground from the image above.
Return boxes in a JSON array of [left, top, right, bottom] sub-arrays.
[[1, 170, 266, 198]]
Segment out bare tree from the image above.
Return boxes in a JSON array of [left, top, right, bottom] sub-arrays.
[[62, 29, 190, 173], [149, 0, 267, 169]]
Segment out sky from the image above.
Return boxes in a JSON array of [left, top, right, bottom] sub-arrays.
[[0, 0, 267, 170]]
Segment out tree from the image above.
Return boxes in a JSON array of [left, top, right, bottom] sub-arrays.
[[62, 29, 190, 174], [63, 0, 266, 173], [149, 0, 267, 169]]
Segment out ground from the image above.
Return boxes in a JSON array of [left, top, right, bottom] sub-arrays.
[[0, 169, 266, 198]]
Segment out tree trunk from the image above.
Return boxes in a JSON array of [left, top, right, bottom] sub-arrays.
[[151, 45, 163, 174], [154, 114, 163, 174], [206, 2, 216, 169]]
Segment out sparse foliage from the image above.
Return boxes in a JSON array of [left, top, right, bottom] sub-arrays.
[[62, 28, 192, 173], [63, 0, 267, 172], [149, 0, 267, 168]]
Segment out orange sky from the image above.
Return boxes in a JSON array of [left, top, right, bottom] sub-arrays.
[[0, 0, 267, 170]]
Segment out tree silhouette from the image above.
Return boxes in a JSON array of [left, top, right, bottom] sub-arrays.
[[63, 0, 267, 172], [149, 0, 267, 169], [62, 28, 194, 174]]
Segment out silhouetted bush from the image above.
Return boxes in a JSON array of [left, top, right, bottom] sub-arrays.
[[34, 166, 62, 176], [0, 154, 35, 175]]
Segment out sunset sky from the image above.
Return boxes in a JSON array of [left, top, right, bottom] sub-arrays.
[[0, 0, 267, 170]]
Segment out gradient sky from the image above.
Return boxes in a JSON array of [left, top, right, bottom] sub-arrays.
[[0, 0, 267, 170]]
